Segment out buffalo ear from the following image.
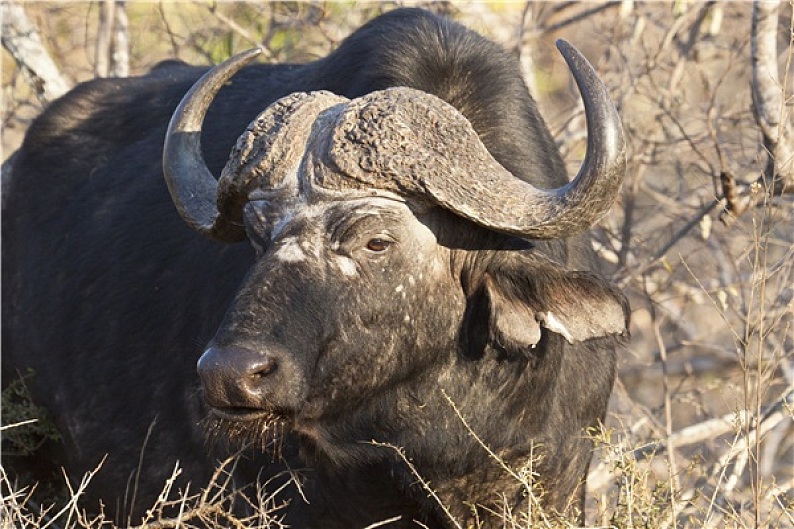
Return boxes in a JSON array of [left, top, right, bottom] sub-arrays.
[[484, 274, 543, 352], [483, 258, 629, 354]]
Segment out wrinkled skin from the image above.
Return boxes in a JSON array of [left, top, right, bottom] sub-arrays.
[[2, 8, 628, 528]]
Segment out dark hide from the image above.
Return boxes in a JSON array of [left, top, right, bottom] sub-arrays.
[[2, 8, 627, 527]]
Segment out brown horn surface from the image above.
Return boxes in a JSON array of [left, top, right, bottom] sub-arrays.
[[326, 40, 626, 240], [163, 48, 263, 242], [219, 91, 348, 205]]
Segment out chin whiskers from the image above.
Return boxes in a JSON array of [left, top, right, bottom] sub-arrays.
[[202, 413, 289, 461]]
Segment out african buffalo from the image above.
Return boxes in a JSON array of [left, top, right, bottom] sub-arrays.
[[2, 8, 628, 527]]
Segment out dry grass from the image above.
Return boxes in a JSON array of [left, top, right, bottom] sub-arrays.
[[0, 447, 295, 529]]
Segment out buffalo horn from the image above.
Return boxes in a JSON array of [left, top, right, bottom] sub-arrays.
[[420, 39, 626, 239], [163, 48, 263, 242]]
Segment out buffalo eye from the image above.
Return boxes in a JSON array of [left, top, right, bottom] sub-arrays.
[[365, 238, 392, 253], [246, 229, 270, 256]]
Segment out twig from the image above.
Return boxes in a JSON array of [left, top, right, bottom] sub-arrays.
[[128, 416, 159, 524], [39, 458, 106, 529], [199, 2, 275, 61], [651, 311, 679, 527], [532, 2, 621, 38], [0, 418, 39, 431], [362, 515, 403, 528], [438, 390, 553, 526], [369, 440, 464, 529], [616, 198, 722, 288]]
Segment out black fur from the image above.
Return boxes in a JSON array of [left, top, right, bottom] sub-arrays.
[[2, 9, 627, 527]]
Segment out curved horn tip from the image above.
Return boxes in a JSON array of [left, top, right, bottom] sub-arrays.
[[233, 47, 265, 63], [223, 47, 265, 62], [169, 47, 264, 132], [554, 39, 596, 77], [554, 38, 573, 54], [555, 38, 568, 51], [163, 47, 264, 243]]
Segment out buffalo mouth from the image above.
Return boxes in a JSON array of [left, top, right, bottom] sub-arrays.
[[209, 406, 275, 422], [203, 406, 293, 455]]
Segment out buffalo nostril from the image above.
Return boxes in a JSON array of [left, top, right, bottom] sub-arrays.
[[197, 346, 279, 390], [249, 358, 277, 379]]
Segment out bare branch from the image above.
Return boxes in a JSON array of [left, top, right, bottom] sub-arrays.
[[94, 1, 129, 78], [531, 2, 621, 38], [111, 1, 130, 77], [0, 2, 71, 103], [752, 0, 794, 191], [95, 0, 115, 77], [589, 387, 794, 490], [725, 0, 794, 221], [198, 2, 275, 61]]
